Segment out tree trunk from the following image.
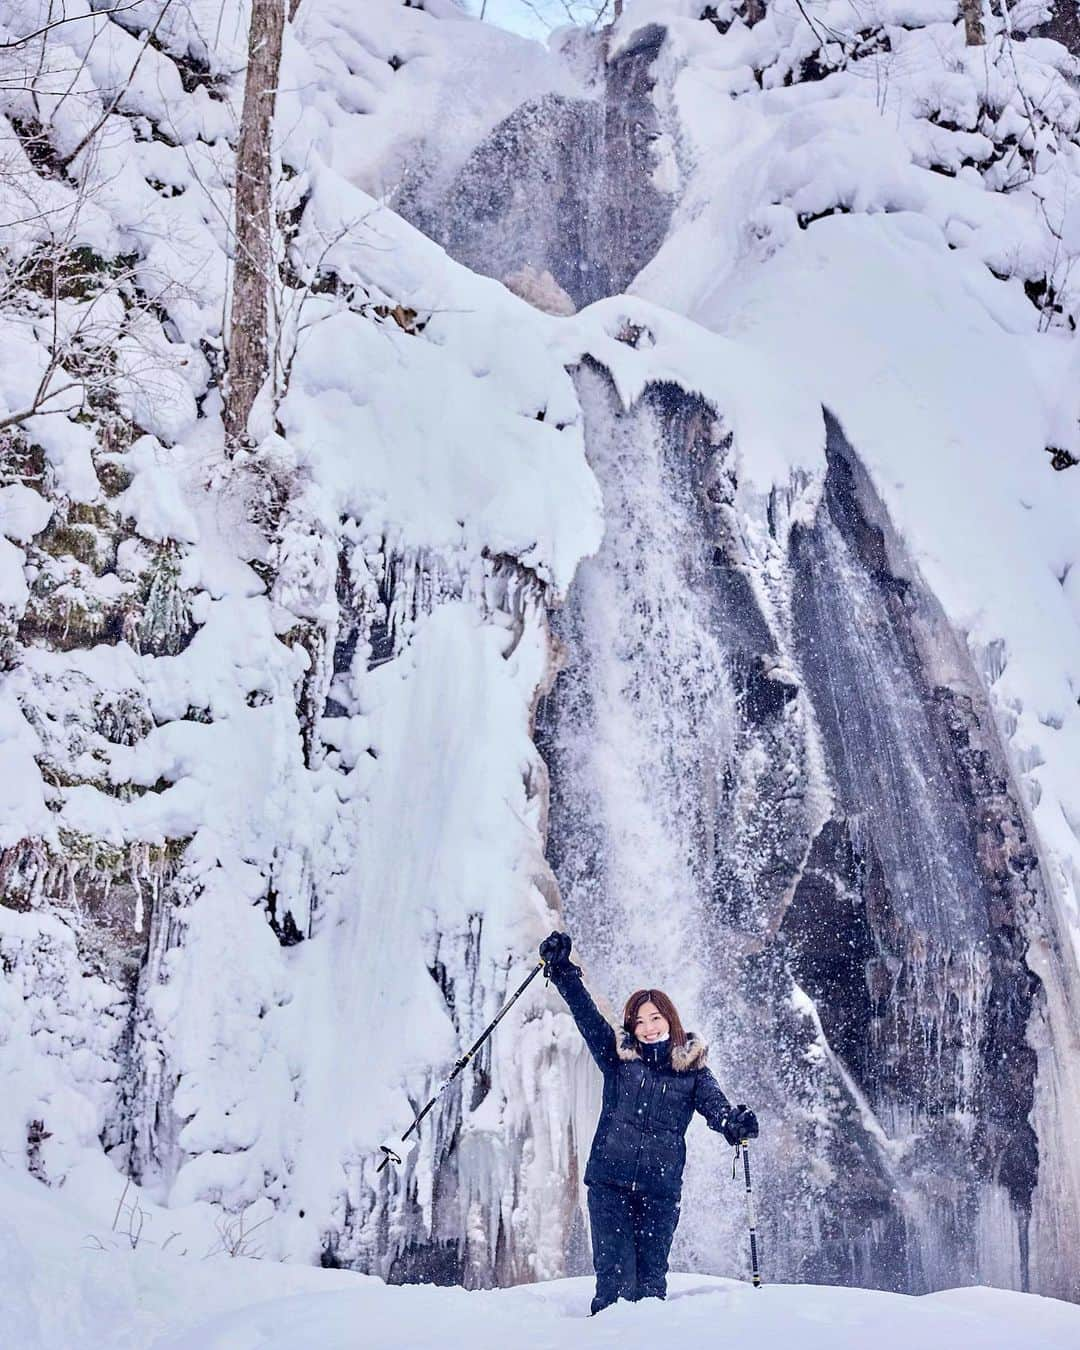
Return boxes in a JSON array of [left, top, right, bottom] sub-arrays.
[[961, 0, 985, 44], [224, 0, 286, 450]]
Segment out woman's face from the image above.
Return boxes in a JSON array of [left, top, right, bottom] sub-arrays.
[[634, 1000, 670, 1043]]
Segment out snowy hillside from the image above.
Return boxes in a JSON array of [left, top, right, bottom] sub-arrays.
[[2, 0, 1080, 1321]]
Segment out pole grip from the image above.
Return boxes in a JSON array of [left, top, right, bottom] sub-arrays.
[[376, 1144, 403, 1174]]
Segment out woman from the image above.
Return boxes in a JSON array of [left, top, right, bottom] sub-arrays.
[[539, 930, 758, 1315]]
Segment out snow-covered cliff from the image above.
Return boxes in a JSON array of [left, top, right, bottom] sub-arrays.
[[3, 0, 1080, 1305]]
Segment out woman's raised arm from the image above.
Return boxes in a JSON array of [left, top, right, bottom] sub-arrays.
[[540, 932, 617, 1071]]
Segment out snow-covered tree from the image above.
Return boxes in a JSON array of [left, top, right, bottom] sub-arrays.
[[224, 0, 287, 448]]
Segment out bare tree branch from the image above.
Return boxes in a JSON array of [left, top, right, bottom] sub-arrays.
[[0, 3, 141, 51], [0, 382, 84, 431]]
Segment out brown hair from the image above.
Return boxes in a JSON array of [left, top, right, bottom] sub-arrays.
[[623, 989, 688, 1050]]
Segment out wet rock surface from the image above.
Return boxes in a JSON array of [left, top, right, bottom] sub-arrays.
[[398, 28, 672, 308]]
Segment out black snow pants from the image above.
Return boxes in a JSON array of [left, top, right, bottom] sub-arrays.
[[587, 1182, 681, 1315]]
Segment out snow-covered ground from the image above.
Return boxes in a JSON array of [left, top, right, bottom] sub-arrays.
[[6, 1166, 1080, 1350]]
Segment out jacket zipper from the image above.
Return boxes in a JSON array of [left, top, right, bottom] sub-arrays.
[[630, 1072, 647, 1192]]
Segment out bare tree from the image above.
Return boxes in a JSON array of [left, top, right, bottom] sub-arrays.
[[224, 0, 287, 449]]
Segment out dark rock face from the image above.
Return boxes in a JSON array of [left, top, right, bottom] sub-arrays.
[[399, 27, 672, 307], [536, 375, 1048, 1293], [784, 417, 1042, 1289]]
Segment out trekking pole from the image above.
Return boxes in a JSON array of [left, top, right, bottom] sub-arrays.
[[734, 1140, 762, 1288], [377, 958, 547, 1173]]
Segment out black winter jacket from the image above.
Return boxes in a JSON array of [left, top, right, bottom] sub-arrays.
[[551, 962, 733, 1198]]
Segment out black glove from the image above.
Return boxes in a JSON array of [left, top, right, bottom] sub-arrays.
[[721, 1104, 759, 1145], [539, 930, 572, 972]]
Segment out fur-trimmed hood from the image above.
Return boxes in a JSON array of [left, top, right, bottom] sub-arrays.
[[614, 1026, 708, 1072]]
